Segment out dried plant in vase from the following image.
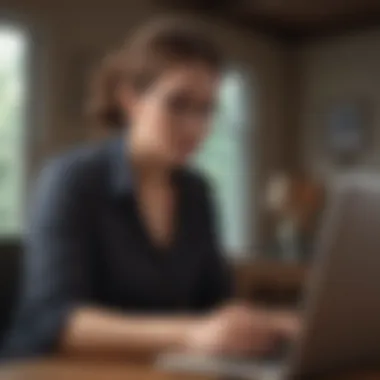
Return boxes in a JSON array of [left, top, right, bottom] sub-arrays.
[[266, 173, 325, 261]]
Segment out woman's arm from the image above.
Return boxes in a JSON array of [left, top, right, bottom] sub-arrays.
[[5, 156, 96, 358], [59, 307, 198, 359], [59, 305, 300, 359]]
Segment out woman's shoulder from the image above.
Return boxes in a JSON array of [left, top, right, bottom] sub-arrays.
[[35, 138, 117, 196], [45, 138, 114, 170]]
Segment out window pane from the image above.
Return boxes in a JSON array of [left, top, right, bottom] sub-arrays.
[[193, 70, 251, 256], [0, 26, 27, 238]]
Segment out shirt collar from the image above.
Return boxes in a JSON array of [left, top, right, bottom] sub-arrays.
[[107, 134, 185, 198]]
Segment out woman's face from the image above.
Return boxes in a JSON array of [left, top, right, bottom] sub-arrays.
[[121, 63, 220, 167]]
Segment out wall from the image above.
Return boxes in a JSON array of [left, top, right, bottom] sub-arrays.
[[299, 29, 380, 182], [0, 0, 289, 249]]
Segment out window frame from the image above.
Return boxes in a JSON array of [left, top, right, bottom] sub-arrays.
[[0, 13, 46, 245], [195, 64, 258, 259], [230, 65, 257, 259]]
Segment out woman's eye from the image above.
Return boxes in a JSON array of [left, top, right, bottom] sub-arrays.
[[167, 95, 191, 114], [166, 94, 215, 118]]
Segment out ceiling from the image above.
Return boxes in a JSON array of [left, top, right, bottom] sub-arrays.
[[158, 0, 380, 42]]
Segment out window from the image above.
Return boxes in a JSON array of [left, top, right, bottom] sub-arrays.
[[0, 24, 28, 238], [193, 70, 253, 257]]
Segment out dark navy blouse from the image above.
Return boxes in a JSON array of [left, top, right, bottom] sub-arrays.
[[3, 137, 231, 358]]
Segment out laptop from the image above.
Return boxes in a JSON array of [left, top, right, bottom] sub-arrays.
[[156, 172, 380, 379]]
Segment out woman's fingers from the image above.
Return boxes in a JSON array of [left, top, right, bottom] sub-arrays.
[[270, 311, 302, 340], [183, 304, 301, 357]]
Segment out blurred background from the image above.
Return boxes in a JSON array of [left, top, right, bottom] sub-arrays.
[[0, 0, 380, 340]]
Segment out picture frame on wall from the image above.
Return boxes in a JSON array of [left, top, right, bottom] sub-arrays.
[[324, 99, 373, 165]]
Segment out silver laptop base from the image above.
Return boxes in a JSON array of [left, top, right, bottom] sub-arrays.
[[157, 353, 287, 380]]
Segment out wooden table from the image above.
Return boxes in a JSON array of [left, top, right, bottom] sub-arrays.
[[0, 359, 214, 380], [0, 359, 379, 380]]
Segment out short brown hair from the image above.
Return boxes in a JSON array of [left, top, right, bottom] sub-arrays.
[[87, 17, 224, 129]]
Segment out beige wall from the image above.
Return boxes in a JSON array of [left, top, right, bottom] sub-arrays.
[[299, 29, 380, 182], [1, 0, 289, 247]]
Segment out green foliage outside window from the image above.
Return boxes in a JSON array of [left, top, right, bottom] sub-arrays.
[[0, 26, 26, 238], [193, 71, 251, 256]]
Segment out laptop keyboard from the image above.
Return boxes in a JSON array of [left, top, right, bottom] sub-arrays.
[[157, 353, 287, 380], [157, 340, 290, 379]]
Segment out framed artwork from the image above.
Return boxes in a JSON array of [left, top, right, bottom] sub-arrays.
[[324, 99, 373, 164]]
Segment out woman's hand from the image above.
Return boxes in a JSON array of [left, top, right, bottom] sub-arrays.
[[269, 309, 301, 340], [183, 304, 297, 357]]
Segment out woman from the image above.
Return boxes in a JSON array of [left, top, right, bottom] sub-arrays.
[[4, 18, 298, 360]]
